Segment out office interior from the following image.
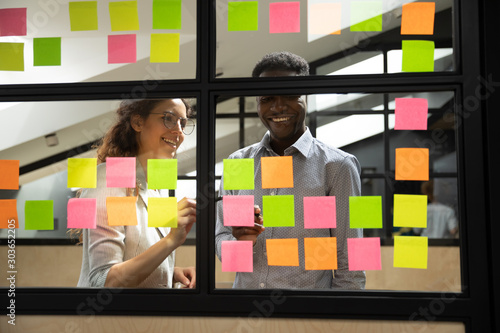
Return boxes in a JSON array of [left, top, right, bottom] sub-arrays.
[[0, 0, 499, 332]]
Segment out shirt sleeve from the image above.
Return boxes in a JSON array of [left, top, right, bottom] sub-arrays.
[[328, 154, 366, 290], [80, 172, 127, 288]]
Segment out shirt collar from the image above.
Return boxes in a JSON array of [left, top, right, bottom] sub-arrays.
[[259, 127, 313, 157]]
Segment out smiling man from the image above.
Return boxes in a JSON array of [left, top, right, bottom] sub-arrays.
[[215, 52, 366, 289]]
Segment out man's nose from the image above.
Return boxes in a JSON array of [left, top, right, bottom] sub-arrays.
[[271, 96, 288, 111]]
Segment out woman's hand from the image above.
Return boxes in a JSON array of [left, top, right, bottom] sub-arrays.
[[166, 197, 196, 247], [173, 266, 196, 288], [231, 205, 264, 246]]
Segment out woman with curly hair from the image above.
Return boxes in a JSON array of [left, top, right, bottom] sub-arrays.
[[77, 99, 196, 288]]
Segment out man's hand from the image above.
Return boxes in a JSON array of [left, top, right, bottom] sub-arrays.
[[231, 205, 264, 245]]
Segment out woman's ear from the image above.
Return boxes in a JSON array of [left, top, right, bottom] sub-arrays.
[[130, 115, 143, 132]]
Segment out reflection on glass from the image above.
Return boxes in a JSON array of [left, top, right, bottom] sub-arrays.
[[414, 180, 458, 239]]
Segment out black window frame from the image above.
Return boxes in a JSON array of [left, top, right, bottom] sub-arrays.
[[0, 1, 497, 332]]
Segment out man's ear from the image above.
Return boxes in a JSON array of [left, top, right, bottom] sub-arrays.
[[130, 115, 143, 132]]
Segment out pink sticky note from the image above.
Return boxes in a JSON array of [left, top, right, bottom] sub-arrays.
[[269, 2, 300, 33], [221, 240, 253, 272], [106, 157, 136, 188], [108, 34, 137, 64], [67, 198, 97, 229], [395, 98, 428, 130], [347, 237, 382, 271], [303, 196, 336, 229], [223, 195, 254, 227], [0, 8, 27, 36]]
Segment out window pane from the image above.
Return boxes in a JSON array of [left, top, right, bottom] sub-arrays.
[[215, 0, 454, 78], [0, 0, 197, 84], [0, 98, 197, 289], [214, 93, 462, 292]]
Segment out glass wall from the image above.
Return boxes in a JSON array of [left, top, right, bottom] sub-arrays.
[[214, 91, 460, 292]]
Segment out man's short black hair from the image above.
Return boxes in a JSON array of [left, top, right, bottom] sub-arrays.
[[252, 51, 310, 77]]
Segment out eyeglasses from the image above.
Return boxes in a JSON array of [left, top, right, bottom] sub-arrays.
[[150, 111, 195, 135]]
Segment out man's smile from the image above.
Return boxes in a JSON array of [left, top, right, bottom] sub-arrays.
[[268, 114, 295, 124]]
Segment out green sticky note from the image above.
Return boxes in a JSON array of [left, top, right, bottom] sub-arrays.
[[153, 0, 182, 29], [394, 236, 428, 269], [25, 200, 54, 230], [150, 33, 180, 62], [228, 1, 258, 31], [223, 159, 254, 190], [67, 158, 97, 188], [402, 40, 435, 72], [263, 195, 295, 227], [349, 196, 383, 228], [147, 159, 177, 189], [0, 43, 24, 71], [69, 1, 98, 31], [393, 194, 427, 228], [33, 38, 61, 66], [148, 197, 177, 227], [350, 1, 382, 31], [109, 1, 140, 31]]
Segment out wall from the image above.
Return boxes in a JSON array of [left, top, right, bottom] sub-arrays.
[[1, 245, 460, 292]]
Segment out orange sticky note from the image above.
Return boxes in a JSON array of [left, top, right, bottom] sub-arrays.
[[401, 2, 435, 35], [266, 238, 299, 266], [106, 197, 138, 226], [0, 160, 20, 190], [304, 237, 337, 270], [261, 156, 293, 189], [395, 148, 429, 181], [0, 199, 18, 229]]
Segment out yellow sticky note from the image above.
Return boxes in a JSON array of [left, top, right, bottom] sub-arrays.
[[0, 42, 24, 71], [261, 156, 293, 189], [393, 194, 427, 228], [304, 237, 337, 270], [67, 158, 97, 188], [148, 197, 177, 228], [106, 197, 138, 226], [150, 33, 180, 63], [395, 148, 429, 181], [69, 1, 98, 31], [109, 1, 140, 31], [266, 238, 299, 266], [394, 236, 428, 269]]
